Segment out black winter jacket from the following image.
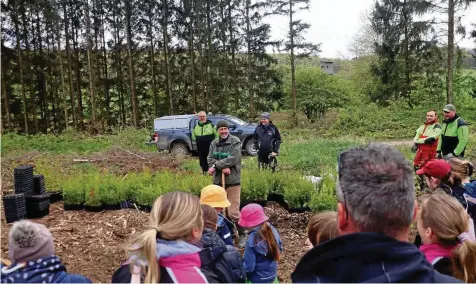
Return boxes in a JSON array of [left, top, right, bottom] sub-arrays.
[[292, 232, 461, 283], [253, 123, 281, 154]]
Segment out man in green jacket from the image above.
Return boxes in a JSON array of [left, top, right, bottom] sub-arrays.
[[207, 120, 246, 246], [193, 111, 218, 173], [437, 104, 469, 159]]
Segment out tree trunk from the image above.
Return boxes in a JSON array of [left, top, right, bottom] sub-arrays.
[[220, 0, 228, 100], [162, 0, 173, 114], [57, 34, 69, 128], [13, 6, 28, 133], [446, 0, 454, 104], [35, 9, 47, 132], [403, 0, 411, 103], [63, 0, 77, 127], [72, 20, 83, 129], [189, 0, 197, 112], [23, 8, 38, 133], [229, 2, 238, 110], [289, 0, 297, 127], [246, 0, 254, 118], [147, 4, 159, 117], [125, 0, 138, 127], [84, 0, 96, 125], [206, 0, 213, 112], [101, 12, 110, 126], [1, 56, 12, 131], [113, 5, 126, 126]]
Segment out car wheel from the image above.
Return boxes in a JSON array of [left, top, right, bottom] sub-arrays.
[[244, 138, 258, 156], [170, 142, 190, 156]]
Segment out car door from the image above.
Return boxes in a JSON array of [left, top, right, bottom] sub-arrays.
[[156, 118, 175, 150], [226, 119, 242, 140], [190, 118, 198, 151]]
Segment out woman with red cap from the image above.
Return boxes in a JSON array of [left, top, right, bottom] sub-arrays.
[[416, 159, 475, 241], [416, 159, 467, 209], [238, 204, 282, 283]]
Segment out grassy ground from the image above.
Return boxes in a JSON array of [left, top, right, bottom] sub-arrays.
[[2, 112, 475, 211]]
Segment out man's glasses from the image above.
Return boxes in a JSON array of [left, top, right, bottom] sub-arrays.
[[443, 111, 450, 114], [198, 116, 206, 118]]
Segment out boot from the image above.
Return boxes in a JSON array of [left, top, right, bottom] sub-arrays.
[[236, 224, 247, 248]]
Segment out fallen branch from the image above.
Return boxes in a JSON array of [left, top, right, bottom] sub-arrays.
[[114, 146, 147, 160]]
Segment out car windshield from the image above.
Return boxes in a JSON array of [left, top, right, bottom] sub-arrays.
[[226, 115, 247, 126]]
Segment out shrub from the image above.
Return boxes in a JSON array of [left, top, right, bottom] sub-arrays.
[[63, 177, 85, 205], [309, 171, 337, 211]]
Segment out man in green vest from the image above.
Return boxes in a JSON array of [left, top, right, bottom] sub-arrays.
[[192, 111, 218, 173], [437, 104, 469, 159]]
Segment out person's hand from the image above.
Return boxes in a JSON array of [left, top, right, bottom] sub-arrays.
[[271, 152, 277, 157], [437, 151, 442, 159], [208, 167, 216, 175], [223, 168, 231, 175]]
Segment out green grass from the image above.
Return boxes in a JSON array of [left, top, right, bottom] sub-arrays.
[[1, 127, 155, 156], [2, 108, 474, 212]]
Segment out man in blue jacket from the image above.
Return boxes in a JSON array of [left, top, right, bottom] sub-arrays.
[[291, 144, 460, 283]]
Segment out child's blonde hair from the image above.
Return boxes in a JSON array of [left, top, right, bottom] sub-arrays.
[[307, 211, 339, 246], [419, 192, 476, 283], [127, 191, 203, 283], [448, 158, 474, 181]]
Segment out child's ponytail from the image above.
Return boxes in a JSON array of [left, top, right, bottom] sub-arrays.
[[452, 233, 476, 283], [259, 222, 280, 261]]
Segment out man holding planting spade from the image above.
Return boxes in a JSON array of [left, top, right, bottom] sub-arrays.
[[207, 120, 247, 247]]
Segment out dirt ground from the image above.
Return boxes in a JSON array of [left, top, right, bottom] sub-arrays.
[[0, 201, 310, 283]]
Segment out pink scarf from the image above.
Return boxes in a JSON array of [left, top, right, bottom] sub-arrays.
[[420, 243, 456, 264]]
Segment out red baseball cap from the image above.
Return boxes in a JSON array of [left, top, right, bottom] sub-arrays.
[[416, 160, 451, 179]]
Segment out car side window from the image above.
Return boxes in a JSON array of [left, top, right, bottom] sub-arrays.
[[209, 117, 220, 126], [191, 118, 198, 129]]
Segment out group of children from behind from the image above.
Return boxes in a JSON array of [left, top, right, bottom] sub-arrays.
[[1, 159, 476, 283]]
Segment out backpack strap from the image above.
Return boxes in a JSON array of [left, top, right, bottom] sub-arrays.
[[198, 248, 213, 267], [431, 256, 443, 265]]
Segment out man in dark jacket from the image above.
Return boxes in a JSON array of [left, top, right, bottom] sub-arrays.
[[207, 120, 246, 247], [437, 104, 469, 159], [254, 112, 281, 166], [291, 144, 460, 283], [193, 111, 218, 173]]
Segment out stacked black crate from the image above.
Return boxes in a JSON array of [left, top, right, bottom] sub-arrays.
[[14, 165, 35, 196], [25, 195, 50, 218], [13, 166, 51, 219], [2, 194, 27, 223], [34, 175, 47, 194]]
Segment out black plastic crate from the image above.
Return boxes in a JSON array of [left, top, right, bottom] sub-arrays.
[[14, 166, 34, 179], [26, 195, 50, 202], [3, 194, 26, 208], [34, 175, 46, 195], [26, 195, 50, 211], [5, 213, 26, 223], [3, 194, 27, 223], [26, 207, 49, 219], [26, 201, 50, 211], [49, 192, 63, 203]]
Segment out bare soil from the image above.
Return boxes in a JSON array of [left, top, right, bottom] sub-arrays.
[[1, 201, 310, 283]]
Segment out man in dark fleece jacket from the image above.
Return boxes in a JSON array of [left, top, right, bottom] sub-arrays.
[[291, 144, 460, 283]]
